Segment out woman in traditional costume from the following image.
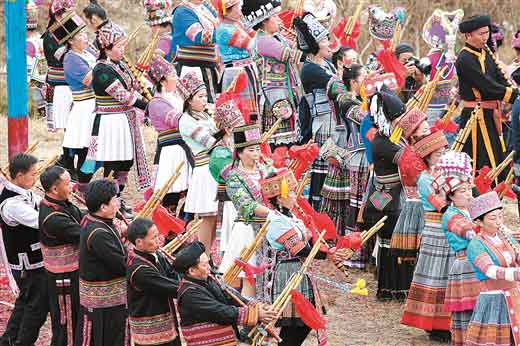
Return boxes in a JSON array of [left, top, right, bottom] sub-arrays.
[[401, 131, 454, 342], [43, 0, 74, 174], [320, 64, 367, 241], [437, 151, 480, 346], [147, 55, 192, 215], [248, 0, 303, 147], [178, 72, 224, 254], [216, 0, 259, 122], [466, 191, 520, 346], [62, 17, 97, 195], [143, 0, 173, 58], [362, 88, 409, 301], [389, 108, 431, 264], [421, 9, 464, 124], [293, 13, 345, 211], [262, 169, 330, 346], [171, 0, 219, 103], [81, 21, 150, 214], [221, 123, 272, 297]]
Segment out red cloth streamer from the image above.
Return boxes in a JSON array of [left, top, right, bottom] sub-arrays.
[[288, 143, 319, 179], [475, 166, 493, 195], [152, 206, 186, 236], [331, 17, 361, 50], [399, 146, 427, 187], [494, 182, 517, 200], [272, 146, 289, 168], [234, 259, 270, 285], [433, 118, 459, 134], [336, 232, 363, 251], [376, 41, 407, 88], [290, 290, 326, 330], [294, 197, 337, 248]]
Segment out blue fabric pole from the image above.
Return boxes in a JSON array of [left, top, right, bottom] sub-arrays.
[[5, 0, 28, 158]]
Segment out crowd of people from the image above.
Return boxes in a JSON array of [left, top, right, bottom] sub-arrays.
[[2, 0, 520, 345]]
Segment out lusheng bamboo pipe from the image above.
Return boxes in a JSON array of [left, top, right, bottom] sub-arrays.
[[35, 155, 59, 177], [137, 162, 185, 218], [161, 219, 204, 255], [451, 104, 480, 152], [222, 220, 270, 285], [344, 1, 363, 37], [334, 216, 387, 261], [250, 231, 326, 345], [499, 167, 515, 200], [261, 117, 283, 144], [486, 151, 515, 181]]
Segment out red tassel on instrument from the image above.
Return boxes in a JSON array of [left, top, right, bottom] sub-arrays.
[[312, 213, 337, 241], [433, 118, 459, 134], [152, 206, 186, 237], [278, 9, 296, 29], [337, 233, 363, 251], [290, 290, 326, 330], [399, 146, 427, 187], [494, 182, 517, 200], [234, 259, 270, 285], [475, 166, 493, 195]]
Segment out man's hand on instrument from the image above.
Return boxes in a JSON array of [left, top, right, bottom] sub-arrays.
[[258, 305, 277, 323]]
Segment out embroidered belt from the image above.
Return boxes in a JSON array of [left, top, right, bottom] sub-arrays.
[[374, 173, 401, 189], [223, 58, 253, 68], [424, 211, 442, 224], [236, 216, 267, 224], [194, 150, 210, 167], [175, 45, 218, 63], [181, 322, 236, 346], [79, 277, 127, 309], [463, 100, 501, 110], [129, 312, 177, 345], [158, 128, 183, 146], [47, 67, 66, 84], [455, 250, 467, 259], [41, 244, 79, 274], [96, 95, 133, 114], [72, 89, 95, 102]]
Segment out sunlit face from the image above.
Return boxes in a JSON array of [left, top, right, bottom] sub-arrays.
[[450, 182, 473, 208], [162, 72, 178, 93], [413, 121, 431, 139], [99, 195, 119, 219], [317, 38, 332, 59], [189, 89, 208, 112], [238, 145, 261, 165], [426, 147, 447, 168], [135, 225, 160, 253], [477, 208, 504, 235], [350, 67, 367, 94], [106, 39, 126, 61], [70, 30, 89, 51], [51, 171, 72, 201], [342, 49, 359, 68], [188, 253, 210, 280], [466, 26, 490, 49], [262, 15, 281, 34], [15, 164, 38, 190]]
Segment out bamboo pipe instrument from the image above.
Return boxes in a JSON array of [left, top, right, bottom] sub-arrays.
[[261, 117, 283, 143], [499, 167, 515, 200], [419, 66, 448, 112], [222, 220, 271, 285], [451, 105, 480, 152], [135, 30, 161, 78], [295, 171, 310, 197], [486, 151, 515, 181], [161, 219, 204, 255], [2, 141, 40, 173], [35, 155, 59, 177], [250, 231, 326, 345], [137, 162, 185, 218], [335, 216, 387, 261], [440, 100, 458, 124], [122, 55, 153, 101], [344, 1, 363, 37]]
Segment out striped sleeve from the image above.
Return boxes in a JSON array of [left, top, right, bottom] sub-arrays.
[[473, 252, 520, 281]]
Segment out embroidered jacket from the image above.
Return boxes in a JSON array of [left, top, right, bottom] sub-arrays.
[[179, 111, 221, 156], [79, 214, 127, 309], [170, 2, 218, 65], [39, 195, 84, 274], [442, 205, 475, 253], [42, 30, 68, 86], [127, 249, 180, 345], [178, 275, 259, 346], [216, 19, 254, 63], [417, 171, 447, 213]]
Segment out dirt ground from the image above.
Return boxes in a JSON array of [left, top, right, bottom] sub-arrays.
[[1, 116, 519, 346]]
